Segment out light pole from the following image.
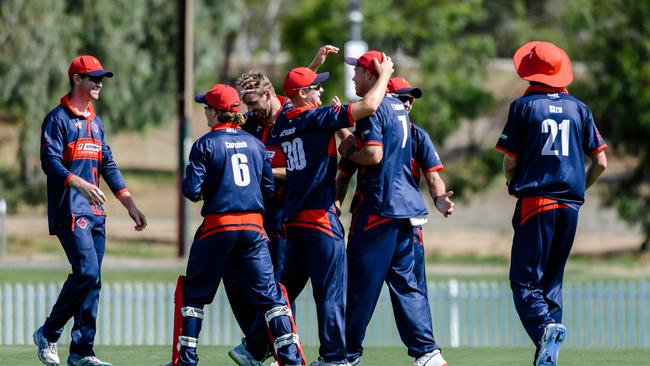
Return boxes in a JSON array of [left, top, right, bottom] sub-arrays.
[[344, 1, 367, 102]]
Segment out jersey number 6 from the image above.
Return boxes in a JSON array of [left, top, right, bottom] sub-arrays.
[[231, 153, 251, 187]]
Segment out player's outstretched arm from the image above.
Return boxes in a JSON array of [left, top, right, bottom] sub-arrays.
[[424, 170, 454, 217], [308, 44, 339, 71], [117, 191, 147, 231], [586, 150, 607, 189]]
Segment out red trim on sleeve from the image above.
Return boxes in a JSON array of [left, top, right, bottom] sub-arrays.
[[365, 141, 383, 147], [590, 144, 608, 156], [347, 104, 355, 126], [495, 145, 517, 158], [64, 174, 75, 187], [423, 164, 444, 173], [114, 188, 129, 198]]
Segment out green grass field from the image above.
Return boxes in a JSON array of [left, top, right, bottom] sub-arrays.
[[1, 345, 648, 366]]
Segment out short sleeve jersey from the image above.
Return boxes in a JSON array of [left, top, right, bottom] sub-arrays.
[[182, 123, 274, 216], [410, 123, 443, 185], [496, 90, 607, 205], [354, 95, 427, 218], [272, 104, 353, 221]]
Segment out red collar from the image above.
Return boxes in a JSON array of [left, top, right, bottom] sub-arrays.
[[60, 94, 95, 119], [524, 85, 569, 96], [211, 122, 241, 131], [285, 105, 315, 120]]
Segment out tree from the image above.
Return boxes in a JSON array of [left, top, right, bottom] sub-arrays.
[[280, 0, 500, 198], [565, 0, 650, 251]]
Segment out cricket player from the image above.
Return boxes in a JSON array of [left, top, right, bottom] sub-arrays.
[[170, 84, 304, 366], [496, 41, 608, 366], [35, 55, 147, 366], [336, 76, 454, 299], [339, 51, 447, 366]]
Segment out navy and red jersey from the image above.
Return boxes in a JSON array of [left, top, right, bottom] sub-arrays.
[[242, 96, 292, 231], [410, 123, 443, 185], [182, 123, 274, 216], [272, 104, 354, 221], [41, 94, 128, 234], [353, 95, 427, 218], [496, 86, 607, 205], [339, 122, 443, 211]]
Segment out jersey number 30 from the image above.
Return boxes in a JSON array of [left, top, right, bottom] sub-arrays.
[[282, 138, 306, 171], [541, 118, 570, 156], [231, 153, 251, 187]]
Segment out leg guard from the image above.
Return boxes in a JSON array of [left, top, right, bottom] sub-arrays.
[[171, 275, 185, 366], [178, 306, 204, 366], [265, 285, 305, 366]]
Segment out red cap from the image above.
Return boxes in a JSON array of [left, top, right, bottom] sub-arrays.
[[68, 55, 113, 78], [282, 67, 329, 97], [513, 41, 573, 88], [344, 50, 384, 76], [387, 77, 422, 98], [195, 84, 241, 112]]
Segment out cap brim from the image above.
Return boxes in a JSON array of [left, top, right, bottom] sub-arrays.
[[344, 56, 359, 66], [395, 87, 422, 99], [86, 70, 113, 78], [513, 42, 573, 88], [194, 93, 207, 104], [313, 72, 329, 84]]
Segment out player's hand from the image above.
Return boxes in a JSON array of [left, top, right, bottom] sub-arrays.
[[434, 191, 455, 218], [128, 206, 147, 231], [338, 135, 356, 156], [72, 177, 106, 206], [331, 95, 342, 108], [374, 53, 394, 77], [309, 45, 340, 70], [334, 200, 342, 217]]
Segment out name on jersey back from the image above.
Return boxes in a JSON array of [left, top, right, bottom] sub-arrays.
[[224, 141, 248, 149]]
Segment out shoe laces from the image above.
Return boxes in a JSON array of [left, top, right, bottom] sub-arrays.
[[45, 341, 57, 354]]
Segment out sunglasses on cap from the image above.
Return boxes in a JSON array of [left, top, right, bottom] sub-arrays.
[[294, 83, 323, 92], [80, 74, 105, 84]]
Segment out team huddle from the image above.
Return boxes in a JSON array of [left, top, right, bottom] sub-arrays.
[[34, 41, 606, 366]]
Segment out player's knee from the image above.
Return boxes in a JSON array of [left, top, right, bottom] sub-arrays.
[[76, 266, 100, 288]]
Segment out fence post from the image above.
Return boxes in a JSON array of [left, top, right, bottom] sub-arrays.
[[449, 279, 460, 347], [0, 197, 7, 257]]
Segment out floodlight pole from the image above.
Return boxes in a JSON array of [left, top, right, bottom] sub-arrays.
[[177, 0, 193, 257]]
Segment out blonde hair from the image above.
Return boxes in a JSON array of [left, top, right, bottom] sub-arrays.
[[216, 110, 246, 126], [236, 71, 275, 97]]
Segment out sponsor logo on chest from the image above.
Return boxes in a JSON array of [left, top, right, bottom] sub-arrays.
[[279, 127, 296, 137]]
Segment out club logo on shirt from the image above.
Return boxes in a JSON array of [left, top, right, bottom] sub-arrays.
[[76, 217, 88, 230], [224, 141, 248, 149], [75, 121, 83, 129], [267, 151, 276, 159], [549, 105, 563, 113], [91, 122, 99, 134]]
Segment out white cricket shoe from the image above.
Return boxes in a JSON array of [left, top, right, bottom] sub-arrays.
[[33, 326, 60, 366], [67, 354, 112, 366], [535, 323, 567, 366], [228, 342, 264, 366], [349, 357, 362, 366], [413, 349, 447, 366]]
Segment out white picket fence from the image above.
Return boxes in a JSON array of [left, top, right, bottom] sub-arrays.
[[0, 279, 648, 347]]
